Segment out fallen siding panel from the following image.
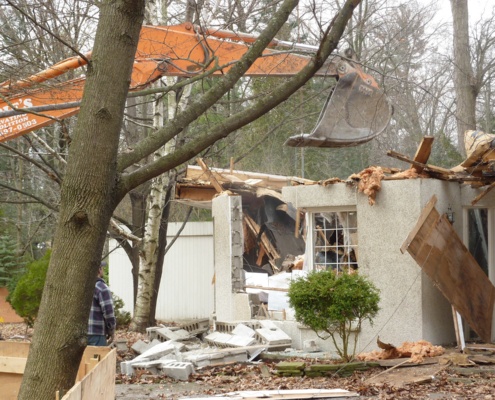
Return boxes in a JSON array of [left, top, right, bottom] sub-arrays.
[[401, 195, 495, 343]]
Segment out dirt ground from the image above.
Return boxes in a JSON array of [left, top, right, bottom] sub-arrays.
[[2, 322, 495, 399]]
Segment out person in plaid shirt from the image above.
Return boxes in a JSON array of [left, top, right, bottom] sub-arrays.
[[87, 262, 116, 346]]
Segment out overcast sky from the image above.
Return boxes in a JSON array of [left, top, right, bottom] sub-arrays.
[[430, 0, 493, 23]]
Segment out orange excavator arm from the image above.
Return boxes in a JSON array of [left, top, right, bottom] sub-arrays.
[[0, 22, 392, 146]]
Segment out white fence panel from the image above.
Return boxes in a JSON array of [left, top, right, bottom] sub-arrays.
[[109, 221, 214, 321]]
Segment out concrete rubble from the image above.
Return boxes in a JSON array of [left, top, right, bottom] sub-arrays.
[[120, 318, 293, 380]]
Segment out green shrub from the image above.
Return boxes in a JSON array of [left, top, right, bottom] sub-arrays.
[[288, 270, 380, 361], [112, 293, 131, 327], [8, 250, 51, 327]]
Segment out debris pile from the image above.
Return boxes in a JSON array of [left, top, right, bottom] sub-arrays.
[[119, 319, 292, 380], [357, 338, 445, 363]]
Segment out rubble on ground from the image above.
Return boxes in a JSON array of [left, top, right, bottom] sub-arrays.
[[118, 319, 293, 380]]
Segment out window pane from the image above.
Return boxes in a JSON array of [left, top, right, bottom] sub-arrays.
[[313, 211, 358, 273], [468, 208, 489, 276]]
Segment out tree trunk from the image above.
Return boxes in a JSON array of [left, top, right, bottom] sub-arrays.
[[18, 1, 145, 399], [450, 0, 477, 154], [130, 161, 168, 331], [150, 176, 175, 323]]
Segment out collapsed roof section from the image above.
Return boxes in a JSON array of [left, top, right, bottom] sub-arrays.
[[175, 162, 311, 274]]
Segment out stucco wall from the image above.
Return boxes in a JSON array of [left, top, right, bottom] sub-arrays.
[[356, 179, 425, 352], [282, 178, 458, 352], [212, 194, 251, 322]]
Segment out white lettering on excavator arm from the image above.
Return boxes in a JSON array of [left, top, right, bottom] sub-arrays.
[[0, 98, 36, 138], [0, 114, 38, 137]]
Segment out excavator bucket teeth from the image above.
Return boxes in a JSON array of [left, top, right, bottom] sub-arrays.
[[284, 71, 392, 148]]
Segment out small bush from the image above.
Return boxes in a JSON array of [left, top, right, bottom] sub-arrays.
[[288, 270, 380, 361], [8, 250, 51, 326]]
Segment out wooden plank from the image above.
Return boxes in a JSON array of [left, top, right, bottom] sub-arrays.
[[375, 358, 439, 367], [471, 181, 495, 205], [294, 209, 301, 238], [197, 158, 224, 193], [255, 246, 266, 266], [62, 348, 116, 400], [0, 356, 26, 374], [387, 151, 453, 176], [175, 185, 217, 202], [244, 285, 289, 292], [0, 343, 31, 400], [244, 214, 280, 261], [0, 344, 114, 400], [0, 342, 30, 357], [411, 136, 434, 173], [402, 197, 495, 343], [0, 374, 23, 400], [197, 389, 359, 399], [185, 165, 316, 190]]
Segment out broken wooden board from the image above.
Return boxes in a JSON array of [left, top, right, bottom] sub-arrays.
[[375, 357, 439, 368], [366, 363, 447, 387], [180, 388, 359, 399], [411, 136, 434, 173], [197, 158, 225, 193], [184, 165, 315, 191], [401, 195, 495, 343]]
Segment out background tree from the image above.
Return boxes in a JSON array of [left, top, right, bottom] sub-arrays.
[[0, 0, 97, 256], [0, 234, 20, 286], [450, 0, 477, 154], [11, 0, 362, 398]]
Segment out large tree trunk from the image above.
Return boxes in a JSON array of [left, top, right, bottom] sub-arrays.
[[450, 0, 477, 154], [18, 1, 145, 399]]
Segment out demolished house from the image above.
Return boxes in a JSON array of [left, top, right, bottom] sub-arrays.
[[111, 130, 495, 363]]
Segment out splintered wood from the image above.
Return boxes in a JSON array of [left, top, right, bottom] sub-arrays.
[[357, 339, 445, 364], [348, 166, 385, 205]]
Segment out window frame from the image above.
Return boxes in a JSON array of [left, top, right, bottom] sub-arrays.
[[306, 207, 358, 273], [463, 207, 495, 285]]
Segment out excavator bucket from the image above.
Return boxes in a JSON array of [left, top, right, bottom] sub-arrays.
[[284, 68, 392, 148]]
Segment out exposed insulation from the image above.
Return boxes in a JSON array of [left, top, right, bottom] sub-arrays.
[[357, 339, 445, 364], [390, 169, 421, 179], [348, 166, 385, 205]]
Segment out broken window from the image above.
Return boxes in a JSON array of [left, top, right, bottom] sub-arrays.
[[308, 211, 358, 272], [467, 208, 489, 277]]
